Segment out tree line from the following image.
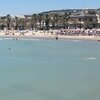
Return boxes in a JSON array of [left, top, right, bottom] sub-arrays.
[[0, 13, 70, 30]]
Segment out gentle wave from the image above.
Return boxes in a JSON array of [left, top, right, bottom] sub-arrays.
[[0, 38, 13, 40], [0, 38, 3, 40], [0, 38, 41, 41], [83, 57, 97, 60], [73, 40, 81, 42], [66, 40, 81, 42], [19, 38, 41, 41]]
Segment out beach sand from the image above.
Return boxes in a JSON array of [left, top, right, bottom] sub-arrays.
[[0, 30, 100, 41]]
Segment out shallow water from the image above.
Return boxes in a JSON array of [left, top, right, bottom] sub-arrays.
[[0, 39, 100, 100]]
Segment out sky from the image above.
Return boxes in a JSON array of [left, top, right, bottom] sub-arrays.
[[0, 0, 99, 15]]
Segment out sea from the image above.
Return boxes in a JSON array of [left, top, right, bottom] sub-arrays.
[[0, 38, 100, 100]]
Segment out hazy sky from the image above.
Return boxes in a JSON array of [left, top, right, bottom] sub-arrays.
[[0, 0, 99, 15]]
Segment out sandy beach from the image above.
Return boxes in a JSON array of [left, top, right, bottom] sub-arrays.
[[0, 30, 100, 41]]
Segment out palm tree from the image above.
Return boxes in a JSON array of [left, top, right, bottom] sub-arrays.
[[0, 17, 6, 30], [18, 17, 25, 30], [62, 13, 70, 28], [57, 14, 63, 28], [6, 14, 11, 30], [30, 17, 34, 30], [37, 13, 43, 29], [50, 13, 59, 29], [31, 14, 37, 30], [15, 16, 19, 30], [45, 14, 50, 30]]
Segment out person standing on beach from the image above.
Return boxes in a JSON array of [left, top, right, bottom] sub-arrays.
[[55, 35, 58, 40], [93, 30, 97, 38]]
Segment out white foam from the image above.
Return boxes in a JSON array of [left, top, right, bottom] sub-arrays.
[[2, 38, 13, 40], [0, 38, 3, 40], [83, 57, 97, 60], [72, 40, 81, 42], [19, 38, 41, 41]]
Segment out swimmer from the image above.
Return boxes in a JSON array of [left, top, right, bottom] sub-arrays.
[[9, 48, 11, 50], [55, 36, 58, 40]]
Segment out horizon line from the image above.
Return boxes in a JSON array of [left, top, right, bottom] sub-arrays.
[[0, 7, 99, 16]]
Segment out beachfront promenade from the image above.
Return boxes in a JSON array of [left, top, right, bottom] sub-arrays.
[[0, 28, 100, 40]]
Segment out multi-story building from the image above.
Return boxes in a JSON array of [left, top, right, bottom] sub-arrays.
[[68, 10, 98, 29]]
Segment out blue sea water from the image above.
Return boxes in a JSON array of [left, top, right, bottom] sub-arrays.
[[0, 38, 100, 100]]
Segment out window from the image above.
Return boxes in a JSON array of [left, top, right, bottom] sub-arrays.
[[79, 18, 81, 21], [90, 18, 92, 22], [79, 18, 83, 21]]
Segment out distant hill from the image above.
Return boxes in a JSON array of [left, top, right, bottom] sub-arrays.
[[40, 9, 83, 14], [39, 8, 99, 15]]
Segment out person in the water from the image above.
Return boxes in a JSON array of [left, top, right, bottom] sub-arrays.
[[9, 48, 11, 50], [55, 36, 58, 40]]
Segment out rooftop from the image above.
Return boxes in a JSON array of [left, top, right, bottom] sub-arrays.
[[70, 10, 97, 18]]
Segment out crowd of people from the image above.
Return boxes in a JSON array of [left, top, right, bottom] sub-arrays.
[[54, 28, 100, 36], [0, 28, 100, 38]]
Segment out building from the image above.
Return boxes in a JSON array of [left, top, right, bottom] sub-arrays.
[[68, 10, 98, 29]]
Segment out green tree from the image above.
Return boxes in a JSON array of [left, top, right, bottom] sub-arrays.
[[37, 14, 43, 29], [45, 14, 50, 30], [15, 17, 19, 30], [18, 18, 25, 30], [32, 14, 37, 30], [6, 14, 11, 30], [50, 13, 59, 29], [62, 13, 70, 28]]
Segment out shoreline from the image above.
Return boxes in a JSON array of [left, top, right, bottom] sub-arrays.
[[0, 34, 100, 41], [0, 29, 100, 41]]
